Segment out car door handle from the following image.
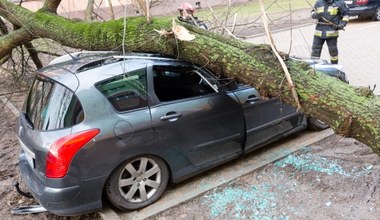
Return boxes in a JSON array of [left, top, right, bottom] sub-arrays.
[[246, 95, 259, 103], [160, 112, 182, 121]]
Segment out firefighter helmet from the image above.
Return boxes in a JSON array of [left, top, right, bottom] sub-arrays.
[[178, 3, 195, 13]]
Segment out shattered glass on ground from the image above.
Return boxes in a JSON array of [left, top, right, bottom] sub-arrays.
[[201, 146, 377, 219], [275, 147, 373, 177]]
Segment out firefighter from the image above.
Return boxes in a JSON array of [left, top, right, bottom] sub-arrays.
[[178, 2, 208, 30], [310, 0, 349, 64]]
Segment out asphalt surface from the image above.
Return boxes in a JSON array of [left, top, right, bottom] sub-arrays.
[[247, 18, 380, 95], [99, 129, 334, 220]]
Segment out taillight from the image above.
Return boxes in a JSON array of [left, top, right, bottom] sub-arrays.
[[46, 129, 100, 178], [356, 0, 368, 5]]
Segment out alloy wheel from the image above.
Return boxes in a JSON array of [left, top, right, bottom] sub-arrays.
[[375, 7, 380, 21], [118, 157, 162, 203]]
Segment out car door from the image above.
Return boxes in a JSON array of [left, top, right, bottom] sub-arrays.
[[232, 85, 305, 152], [149, 65, 245, 167]]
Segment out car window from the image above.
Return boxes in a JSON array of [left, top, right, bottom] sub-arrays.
[[96, 68, 148, 112], [153, 66, 217, 102], [25, 75, 84, 131]]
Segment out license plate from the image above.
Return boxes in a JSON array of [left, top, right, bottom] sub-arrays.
[[345, 1, 353, 4], [19, 139, 35, 169]]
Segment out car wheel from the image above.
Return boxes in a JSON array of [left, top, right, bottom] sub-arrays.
[[199, 24, 208, 30], [307, 117, 329, 131], [106, 155, 169, 210], [373, 6, 380, 21]]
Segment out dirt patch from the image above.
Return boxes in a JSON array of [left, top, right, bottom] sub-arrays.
[[151, 135, 380, 219]]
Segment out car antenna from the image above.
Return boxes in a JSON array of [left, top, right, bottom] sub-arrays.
[[60, 45, 79, 61], [56, 45, 82, 92]]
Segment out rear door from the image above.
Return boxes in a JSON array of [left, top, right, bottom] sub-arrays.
[[232, 85, 305, 152], [149, 65, 245, 167]]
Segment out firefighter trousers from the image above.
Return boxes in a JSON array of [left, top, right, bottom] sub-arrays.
[[311, 36, 339, 64]]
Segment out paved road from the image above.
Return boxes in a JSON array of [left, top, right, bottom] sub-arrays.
[[100, 129, 334, 220], [246, 19, 380, 95]]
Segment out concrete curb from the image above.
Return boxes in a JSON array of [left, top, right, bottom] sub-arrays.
[[100, 128, 335, 220]]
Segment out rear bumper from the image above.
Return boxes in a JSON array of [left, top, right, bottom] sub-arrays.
[[19, 150, 106, 216], [348, 6, 377, 17]]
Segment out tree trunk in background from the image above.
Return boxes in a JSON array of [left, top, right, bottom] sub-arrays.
[[134, 0, 148, 15], [0, 0, 380, 155], [42, 0, 62, 13], [85, 0, 95, 21]]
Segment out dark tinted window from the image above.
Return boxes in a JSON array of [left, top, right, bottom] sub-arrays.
[[26, 76, 84, 130], [153, 67, 216, 102], [96, 69, 148, 112]]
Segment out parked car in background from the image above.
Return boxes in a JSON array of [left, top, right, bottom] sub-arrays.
[[290, 56, 348, 130], [16, 52, 344, 216], [290, 56, 348, 83], [345, 0, 380, 20]]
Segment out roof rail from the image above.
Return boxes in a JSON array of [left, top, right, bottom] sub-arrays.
[[113, 55, 176, 61], [76, 57, 123, 73]]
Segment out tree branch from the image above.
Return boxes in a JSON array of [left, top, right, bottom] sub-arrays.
[[0, 0, 27, 26], [0, 28, 35, 59], [0, 17, 9, 35], [41, 0, 62, 13], [258, 0, 301, 110], [206, 1, 237, 39], [23, 41, 43, 69], [0, 54, 10, 65]]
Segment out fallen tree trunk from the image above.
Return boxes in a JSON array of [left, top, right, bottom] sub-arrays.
[[0, 0, 379, 155]]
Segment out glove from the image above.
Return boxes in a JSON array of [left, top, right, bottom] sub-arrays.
[[311, 11, 321, 19], [335, 23, 345, 30]]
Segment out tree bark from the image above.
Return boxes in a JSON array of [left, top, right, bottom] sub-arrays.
[[0, 17, 9, 35], [0, 0, 380, 155], [42, 0, 62, 13], [106, 0, 115, 20], [23, 41, 43, 69], [0, 28, 36, 58], [85, 0, 95, 22]]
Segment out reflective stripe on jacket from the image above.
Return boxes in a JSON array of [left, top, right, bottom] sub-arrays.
[[311, 0, 349, 39]]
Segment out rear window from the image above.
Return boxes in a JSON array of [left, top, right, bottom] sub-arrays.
[[25, 75, 84, 130], [96, 68, 148, 112]]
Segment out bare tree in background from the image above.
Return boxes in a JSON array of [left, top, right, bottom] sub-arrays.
[[85, 0, 95, 21], [106, 0, 115, 20], [132, 0, 163, 21]]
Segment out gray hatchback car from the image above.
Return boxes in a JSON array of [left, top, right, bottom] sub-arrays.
[[17, 52, 339, 216]]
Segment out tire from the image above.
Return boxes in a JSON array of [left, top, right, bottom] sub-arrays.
[[373, 7, 380, 21], [106, 155, 169, 210], [307, 117, 329, 131], [199, 24, 208, 30]]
